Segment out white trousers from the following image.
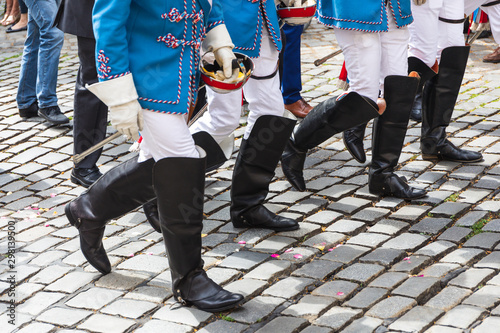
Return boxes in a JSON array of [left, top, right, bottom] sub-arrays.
[[409, 0, 465, 67], [465, 0, 500, 45], [138, 111, 199, 162], [189, 28, 284, 143], [334, 5, 409, 102]]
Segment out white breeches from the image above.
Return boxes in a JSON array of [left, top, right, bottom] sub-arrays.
[[465, 0, 500, 45], [189, 28, 284, 143], [138, 111, 199, 162], [333, 5, 409, 102], [409, 0, 465, 67]]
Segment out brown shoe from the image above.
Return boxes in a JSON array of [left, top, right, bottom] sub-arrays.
[[483, 47, 500, 63], [285, 98, 313, 118]]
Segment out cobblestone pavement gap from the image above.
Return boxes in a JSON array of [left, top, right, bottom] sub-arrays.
[[1, 10, 500, 333]]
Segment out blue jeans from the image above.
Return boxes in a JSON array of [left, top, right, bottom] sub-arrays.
[[281, 24, 304, 105], [17, 0, 64, 109]]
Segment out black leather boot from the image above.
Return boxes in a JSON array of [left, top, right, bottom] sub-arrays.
[[143, 131, 231, 233], [153, 148, 244, 313], [421, 46, 482, 162], [281, 92, 380, 191], [231, 115, 299, 231], [343, 123, 368, 163], [65, 157, 156, 274], [407, 56, 437, 122], [369, 75, 426, 200]]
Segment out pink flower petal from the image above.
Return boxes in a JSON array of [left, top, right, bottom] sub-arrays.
[[417, 274, 424, 277], [403, 257, 411, 261], [238, 241, 246, 245], [50, 193, 56, 198], [328, 248, 334, 252], [271, 254, 280, 258], [293, 254, 303, 259], [284, 248, 294, 253], [147, 252, 154, 255], [44, 224, 50, 227], [337, 292, 344, 296], [407, 261, 412, 264], [128, 254, 134, 257]]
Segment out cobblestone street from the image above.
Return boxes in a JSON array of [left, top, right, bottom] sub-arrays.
[[1, 16, 500, 333]]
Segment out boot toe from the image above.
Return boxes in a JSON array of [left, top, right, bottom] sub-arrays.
[[343, 132, 366, 163], [190, 289, 244, 313], [370, 174, 426, 200], [233, 205, 299, 231]]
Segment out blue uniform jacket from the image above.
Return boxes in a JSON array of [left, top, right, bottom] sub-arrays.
[[93, 0, 225, 114], [317, 0, 413, 32], [223, 0, 282, 58]]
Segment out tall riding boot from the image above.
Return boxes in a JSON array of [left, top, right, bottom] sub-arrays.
[[421, 46, 482, 162], [143, 131, 232, 233], [369, 75, 426, 199], [343, 123, 368, 163], [230, 115, 299, 231], [281, 92, 380, 191], [407, 56, 437, 122], [65, 157, 156, 274], [153, 147, 243, 312]]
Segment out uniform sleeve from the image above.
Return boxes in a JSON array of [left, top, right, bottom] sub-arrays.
[[92, 0, 132, 81], [207, 0, 225, 31]]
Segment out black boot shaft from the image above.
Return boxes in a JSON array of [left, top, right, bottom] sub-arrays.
[[421, 46, 470, 151], [293, 92, 380, 151]]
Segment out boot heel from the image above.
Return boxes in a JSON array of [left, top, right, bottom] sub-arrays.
[[422, 154, 439, 161], [231, 215, 247, 228]]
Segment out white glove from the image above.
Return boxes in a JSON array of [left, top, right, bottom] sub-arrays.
[[203, 24, 236, 79], [413, 0, 426, 5], [86, 74, 143, 141], [109, 100, 143, 141]]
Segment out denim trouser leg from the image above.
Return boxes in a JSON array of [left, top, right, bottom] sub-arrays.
[[17, 13, 40, 109], [18, 0, 64, 109]]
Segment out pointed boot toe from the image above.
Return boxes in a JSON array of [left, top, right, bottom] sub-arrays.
[[281, 140, 307, 191], [233, 205, 299, 231], [190, 289, 244, 313], [65, 203, 111, 274], [422, 140, 483, 163], [343, 125, 366, 163], [369, 174, 426, 200]]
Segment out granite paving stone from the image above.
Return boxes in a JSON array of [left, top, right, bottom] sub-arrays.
[[282, 295, 335, 318], [45, 271, 98, 293], [325, 219, 366, 235], [449, 268, 496, 289], [251, 236, 296, 254], [471, 316, 500, 333], [419, 263, 461, 279], [228, 296, 285, 324], [359, 248, 406, 267], [321, 244, 371, 263], [423, 326, 464, 333], [335, 263, 385, 284], [430, 202, 471, 217], [37, 307, 92, 326], [218, 250, 269, 270], [440, 248, 486, 265], [134, 320, 192, 333], [462, 285, 500, 309], [302, 232, 346, 250], [254, 316, 308, 333], [245, 260, 292, 281], [464, 233, 500, 250], [435, 305, 487, 329], [292, 259, 343, 280], [343, 287, 389, 310], [391, 277, 442, 304], [345, 232, 390, 248], [311, 280, 359, 300], [382, 233, 430, 252], [224, 278, 268, 298], [327, 197, 371, 214], [313, 306, 363, 331], [415, 241, 456, 258], [391, 205, 431, 221], [409, 217, 453, 235], [101, 299, 157, 319], [455, 211, 490, 227], [305, 210, 343, 225], [368, 272, 409, 290], [77, 314, 137, 333], [391, 255, 433, 274], [197, 321, 248, 333], [262, 277, 314, 299], [388, 306, 444, 333], [367, 219, 409, 235], [351, 207, 390, 223], [437, 226, 473, 243], [341, 316, 383, 333], [366, 296, 417, 319], [425, 286, 472, 311]]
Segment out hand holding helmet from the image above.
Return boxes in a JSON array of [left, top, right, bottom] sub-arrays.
[[413, 0, 426, 5]]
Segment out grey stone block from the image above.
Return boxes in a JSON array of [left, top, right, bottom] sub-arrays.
[[426, 286, 472, 311], [435, 305, 487, 329], [391, 205, 431, 221], [278, 222, 321, 239], [341, 316, 383, 333], [303, 232, 346, 250], [346, 232, 390, 248], [392, 276, 441, 304], [409, 217, 453, 235], [299, 326, 333, 333], [458, 189, 492, 204], [351, 207, 390, 223], [66, 288, 124, 310], [311, 280, 358, 300], [441, 248, 485, 265], [449, 268, 496, 289], [317, 184, 358, 200], [335, 263, 385, 284], [288, 197, 329, 215], [456, 210, 489, 227], [388, 306, 444, 333], [95, 270, 152, 291], [254, 316, 308, 333], [368, 272, 408, 290], [228, 296, 285, 324], [321, 244, 371, 264], [360, 248, 406, 267], [365, 296, 417, 319], [391, 255, 432, 274], [124, 286, 172, 304], [344, 287, 389, 310], [328, 197, 371, 214], [45, 271, 98, 293], [415, 241, 456, 258], [78, 314, 137, 333], [292, 259, 342, 280], [471, 316, 500, 333], [245, 260, 292, 282], [430, 202, 471, 218], [368, 219, 409, 236], [313, 306, 363, 330], [382, 233, 429, 252], [423, 326, 464, 333], [251, 236, 296, 254], [325, 219, 366, 235], [437, 226, 472, 243], [463, 233, 500, 250], [483, 219, 500, 232], [101, 299, 157, 319], [224, 278, 268, 298], [282, 295, 335, 318], [449, 165, 485, 180], [419, 263, 461, 279], [37, 307, 92, 326], [219, 250, 269, 271], [262, 277, 314, 299], [197, 320, 248, 333], [305, 210, 343, 225], [462, 285, 500, 309], [116, 254, 170, 273]]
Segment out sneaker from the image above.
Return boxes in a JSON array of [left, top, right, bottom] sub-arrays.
[[18, 102, 38, 118]]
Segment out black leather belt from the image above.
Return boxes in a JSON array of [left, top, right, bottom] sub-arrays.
[[483, 0, 500, 7], [250, 61, 279, 80], [439, 16, 467, 24]]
